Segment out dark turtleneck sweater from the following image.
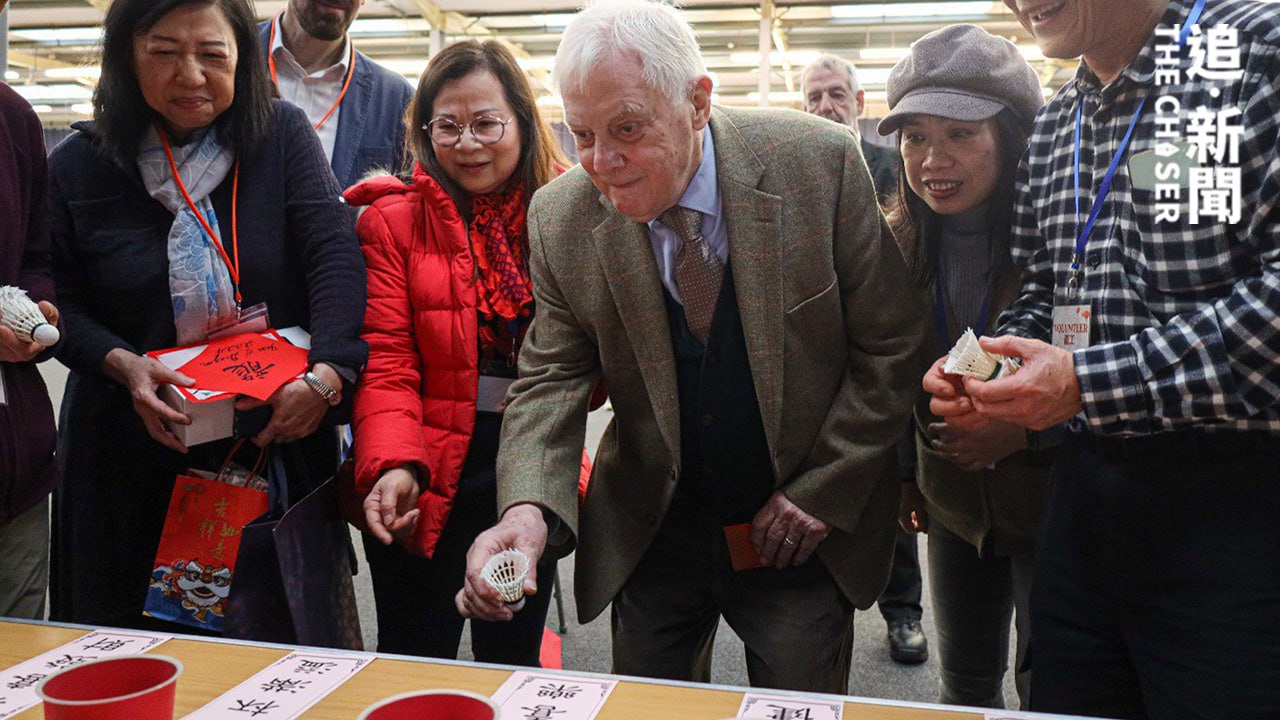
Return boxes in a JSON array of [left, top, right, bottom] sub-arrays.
[[934, 202, 997, 338]]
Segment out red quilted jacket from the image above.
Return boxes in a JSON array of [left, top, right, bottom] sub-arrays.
[[345, 165, 483, 558]]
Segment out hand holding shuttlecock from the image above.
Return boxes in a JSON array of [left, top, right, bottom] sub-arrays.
[[480, 549, 530, 611], [0, 286, 59, 351], [943, 329, 1019, 381]]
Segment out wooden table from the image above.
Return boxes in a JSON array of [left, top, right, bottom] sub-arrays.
[[0, 620, 1062, 719]]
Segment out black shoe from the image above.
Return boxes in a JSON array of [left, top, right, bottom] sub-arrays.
[[887, 619, 928, 664]]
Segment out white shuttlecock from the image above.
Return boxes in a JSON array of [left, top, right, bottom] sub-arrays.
[[0, 286, 59, 347], [480, 549, 530, 611], [943, 328, 1019, 380]]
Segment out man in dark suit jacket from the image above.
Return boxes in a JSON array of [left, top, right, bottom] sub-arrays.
[[458, 0, 925, 694], [801, 55, 900, 203], [258, 0, 413, 190], [802, 54, 928, 666]]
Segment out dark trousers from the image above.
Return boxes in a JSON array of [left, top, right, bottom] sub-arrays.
[[610, 492, 854, 693], [929, 523, 1033, 709], [1030, 432, 1280, 719], [363, 415, 554, 665], [876, 528, 923, 623], [0, 496, 49, 620]]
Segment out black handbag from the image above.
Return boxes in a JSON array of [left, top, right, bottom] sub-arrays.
[[223, 444, 363, 650]]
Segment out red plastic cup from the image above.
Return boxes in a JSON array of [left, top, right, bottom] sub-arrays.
[[358, 689, 500, 720], [36, 654, 183, 720]]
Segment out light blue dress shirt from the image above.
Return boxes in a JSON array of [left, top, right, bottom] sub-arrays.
[[645, 128, 727, 305]]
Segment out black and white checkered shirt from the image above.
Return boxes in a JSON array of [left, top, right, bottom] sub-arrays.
[[999, 0, 1280, 436]]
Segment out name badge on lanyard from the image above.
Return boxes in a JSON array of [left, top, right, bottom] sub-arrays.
[[1052, 303, 1092, 350], [1054, 0, 1205, 351]]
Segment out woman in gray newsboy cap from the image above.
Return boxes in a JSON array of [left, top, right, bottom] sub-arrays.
[[878, 23, 1045, 711]]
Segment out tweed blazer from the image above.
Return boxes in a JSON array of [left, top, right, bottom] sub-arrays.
[[497, 106, 927, 621]]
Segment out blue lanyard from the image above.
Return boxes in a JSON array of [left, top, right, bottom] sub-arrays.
[[933, 273, 992, 352], [1068, 0, 1206, 295]]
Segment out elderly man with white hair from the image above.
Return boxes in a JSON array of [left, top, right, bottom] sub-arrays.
[[457, 0, 924, 691]]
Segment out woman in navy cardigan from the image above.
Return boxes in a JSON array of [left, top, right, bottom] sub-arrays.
[[48, 0, 366, 629]]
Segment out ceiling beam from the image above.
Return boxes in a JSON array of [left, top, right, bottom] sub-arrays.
[[410, 0, 483, 37], [7, 49, 76, 71], [771, 24, 796, 92], [409, 0, 551, 92], [1038, 59, 1071, 88], [756, 0, 774, 105]]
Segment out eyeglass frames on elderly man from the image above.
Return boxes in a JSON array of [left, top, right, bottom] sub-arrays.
[[425, 116, 512, 147]]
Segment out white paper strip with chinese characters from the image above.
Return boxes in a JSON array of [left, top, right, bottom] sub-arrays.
[[490, 671, 618, 720], [0, 629, 172, 719], [737, 692, 844, 720], [183, 650, 371, 720]]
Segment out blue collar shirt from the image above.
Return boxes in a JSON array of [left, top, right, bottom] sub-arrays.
[[645, 127, 728, 306]]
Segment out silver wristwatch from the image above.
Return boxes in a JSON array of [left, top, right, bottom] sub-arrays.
[[303, 371, 341, 407]]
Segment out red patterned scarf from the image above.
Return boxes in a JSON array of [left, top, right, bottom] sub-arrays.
[[469, 179, 533, 324]]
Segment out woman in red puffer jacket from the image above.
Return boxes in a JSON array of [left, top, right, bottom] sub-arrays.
[[345, 39, 569, 663]]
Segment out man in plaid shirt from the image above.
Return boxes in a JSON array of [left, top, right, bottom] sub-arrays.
[[925, 0, 1280, 716]]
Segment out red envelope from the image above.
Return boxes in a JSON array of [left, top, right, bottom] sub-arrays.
[[723, 523, 766, 572], [177, 332, 308, 401]]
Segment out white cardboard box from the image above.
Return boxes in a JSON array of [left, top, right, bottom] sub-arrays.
[[151, 327, 311, 446], [157, 381, 237, 447]]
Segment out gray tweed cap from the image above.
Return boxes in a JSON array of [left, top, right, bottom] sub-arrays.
[[877, 24, 1043, 136]]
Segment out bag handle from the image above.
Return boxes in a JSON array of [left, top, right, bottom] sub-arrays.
[[265, 443, 313, 511], [267, 446, 290, 511], [264, 441, 323, 512], [217, 438, 269, 485]]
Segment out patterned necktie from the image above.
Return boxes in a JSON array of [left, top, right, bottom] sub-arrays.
[[661, 205, 723, 343]]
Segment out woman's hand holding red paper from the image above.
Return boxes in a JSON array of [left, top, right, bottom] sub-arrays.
[[104, 348, 194, 454], [234, 362, 340, 446]]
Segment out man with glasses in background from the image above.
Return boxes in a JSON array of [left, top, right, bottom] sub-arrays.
[[801, 55, 899, 204]]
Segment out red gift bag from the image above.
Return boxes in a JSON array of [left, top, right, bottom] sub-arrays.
[[144, 442, 270, 632]]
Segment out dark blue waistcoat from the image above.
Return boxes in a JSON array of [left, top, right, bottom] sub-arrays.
[[663, 266, 775, 524]]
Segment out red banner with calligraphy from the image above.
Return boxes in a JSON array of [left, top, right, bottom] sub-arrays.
[[176, 332, 309, 402], [144, 469, 269, 632]]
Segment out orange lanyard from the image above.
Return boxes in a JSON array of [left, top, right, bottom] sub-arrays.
[[267, 11, 356, 133], [158, 127, 243, 313]]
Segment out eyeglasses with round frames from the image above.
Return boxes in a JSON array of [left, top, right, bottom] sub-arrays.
[[425, 115, 512, 147]]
